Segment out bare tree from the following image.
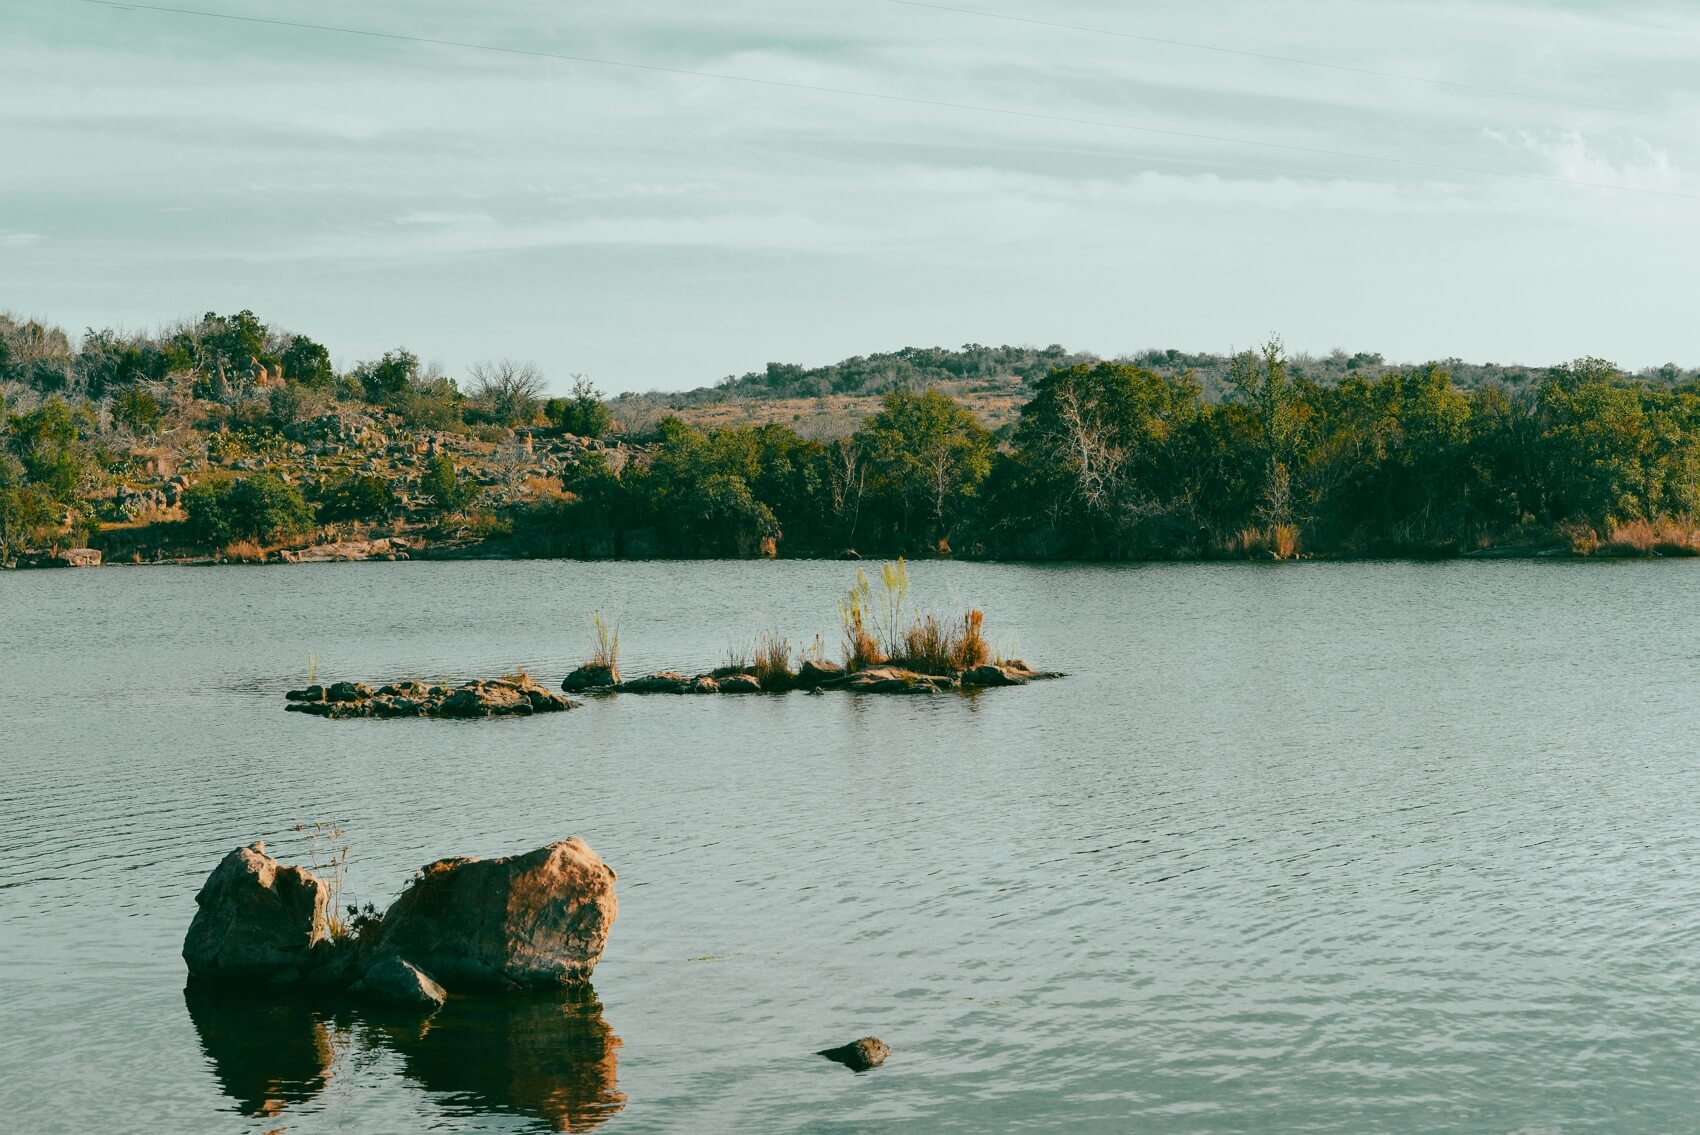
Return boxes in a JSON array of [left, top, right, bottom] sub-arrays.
[[467, 359, 546, 427]]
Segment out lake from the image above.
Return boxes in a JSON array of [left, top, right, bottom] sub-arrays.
[[3, 558, 1698, 1132]]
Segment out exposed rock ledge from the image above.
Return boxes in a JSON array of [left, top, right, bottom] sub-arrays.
[[183, 837, 617, 1009], [564, 659, 1062, 696], [285, 676, 576, 718]]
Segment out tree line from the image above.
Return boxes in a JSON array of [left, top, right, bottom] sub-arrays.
[[7, 306, 1700, 561], [528, 342, 1700, 559]]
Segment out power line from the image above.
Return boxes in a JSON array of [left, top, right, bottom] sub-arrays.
[[886, 0, 1687, 125], [78, 0, 1700, 202]]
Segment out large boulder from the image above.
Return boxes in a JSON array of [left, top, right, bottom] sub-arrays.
[[183, 842, 331, 982], [370, 838, 618, 990], [717, 672, 762, 693], [796, 659, 845, 687], [959, 663, 1027, 687]]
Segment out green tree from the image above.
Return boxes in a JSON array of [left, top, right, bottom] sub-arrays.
[[546, 375, 614, 439], [279, 335, 334, 387], [1011, 361, 1201, 550], [315, 474, 396, 522], [354, 347, 420, 403], [420, 455, 473, 513], [854, 389, 994, 549]]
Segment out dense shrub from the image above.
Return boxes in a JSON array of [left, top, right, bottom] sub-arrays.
[[315, 473, 396, 522], [183, 473, 312, 546]]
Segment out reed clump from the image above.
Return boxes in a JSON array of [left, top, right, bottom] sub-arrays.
[[839, 568, 884, 671], [1604, 517, 1700, 556], [752, 633, 795, 688], [835, 558, 995, 674], [589, 611, 620, 670]]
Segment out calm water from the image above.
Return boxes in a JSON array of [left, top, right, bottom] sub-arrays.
[[3, 559, 1699, 1133]]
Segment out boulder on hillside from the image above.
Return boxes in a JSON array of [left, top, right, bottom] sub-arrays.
[[183, 842, 330, 983], [562, 663, 621, 692], [370, 838, 618, 990]]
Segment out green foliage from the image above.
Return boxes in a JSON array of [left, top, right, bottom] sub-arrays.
[[280, 335, 334, 387], [420, 454, 472, 513], [183, 473, 312, 546], [111, 386, 163, 435], [855, 389, 995, 549], [354, 347, 420, 403], [546, 375, 614, 438], [390, 374, 465, 430], [315, 473, 396, 522]]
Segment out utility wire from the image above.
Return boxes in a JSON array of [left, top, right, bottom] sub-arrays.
[[78, 0, 1700, 202], [886, 0, 1686, 125]]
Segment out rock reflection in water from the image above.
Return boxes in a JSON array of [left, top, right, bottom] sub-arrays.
[[186, 982, 624, 1131], [376, 988, 625, 1132], [183, 983, 334, 1118]]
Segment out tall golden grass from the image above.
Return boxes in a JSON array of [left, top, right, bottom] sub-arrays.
[[752, 633, 795, 687], [589, 611, 620, 669]]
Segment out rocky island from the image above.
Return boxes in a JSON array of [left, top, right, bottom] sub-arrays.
[[284, 675, 576, 719], [182, 837, 617, 1008]]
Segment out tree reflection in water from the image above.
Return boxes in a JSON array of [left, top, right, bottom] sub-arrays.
[[185, 982, 624, 1132]]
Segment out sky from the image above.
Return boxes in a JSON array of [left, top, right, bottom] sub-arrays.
[[4, 0, 1699, 394]]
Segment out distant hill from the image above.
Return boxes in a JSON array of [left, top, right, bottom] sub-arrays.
[[610, 343, 1700, 438]]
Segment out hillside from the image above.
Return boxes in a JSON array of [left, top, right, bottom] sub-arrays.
[[613, 343, 1700, 437]]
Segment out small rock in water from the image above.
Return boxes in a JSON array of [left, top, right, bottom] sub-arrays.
[[817, 1036, 890, 1071], [358, 957, 448, 1010]]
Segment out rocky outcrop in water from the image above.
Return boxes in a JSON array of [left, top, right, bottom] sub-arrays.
[[562, 663, 620, 691], [817, 1036, 890, 1071], [591, 658, 1060, 696], [182, 837, 617, 1009], [370, 838, 618, 990], [285, 676, 576, 719], [182, 842, 331, 982]]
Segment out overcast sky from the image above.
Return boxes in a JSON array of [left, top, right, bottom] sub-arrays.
[[5, 0, 1698, 393]]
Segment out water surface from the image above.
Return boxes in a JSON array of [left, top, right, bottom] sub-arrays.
[[3, 559, 1697, 1131]]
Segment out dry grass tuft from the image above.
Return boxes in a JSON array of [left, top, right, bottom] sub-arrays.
[[952, 608, 990, 670], [224, 538, 266, 563], [588, 611, 620, 669], [753, 633, 795, 687], [839, 568, 885, 671]]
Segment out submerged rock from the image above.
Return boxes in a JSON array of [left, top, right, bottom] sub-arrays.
[[371, 837, 618, 990], [562, 663, 621, 692], [286, 676, 575, 719], [183, 842, 330, 983], [836, 667, 955, 694], [357, 957, 447, 1010], [817, 1036, 890, 1071]]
